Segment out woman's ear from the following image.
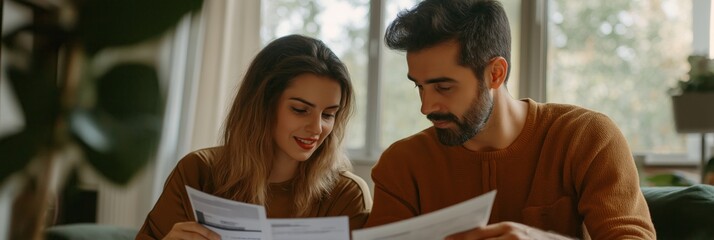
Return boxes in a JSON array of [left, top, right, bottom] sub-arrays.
[[486, 57, 508, 89]]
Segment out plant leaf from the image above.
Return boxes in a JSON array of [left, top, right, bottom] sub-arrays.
[[71, 109, 161, 185], [0, 127, 51, 183], [96, 64, 162, 119], [0, 64, 58, 184], [70, 63, 163, 185], [75, 0, 203, 55], [6, 65, 60, 126]]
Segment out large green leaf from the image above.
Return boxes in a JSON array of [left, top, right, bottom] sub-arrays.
[[96, 64, 162, 119], [75, 0, 203, 55], [0, 63, 59, 183], [70, 63, 162, 185], [71, 110, 160, 184], [0, 128, 51, 183], [5, 66, 60, 127]]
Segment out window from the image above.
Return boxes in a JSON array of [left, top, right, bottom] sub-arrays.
[[379, 0, 428, 152], [544, 0, 714, 163], [261, 0, 521, 160]]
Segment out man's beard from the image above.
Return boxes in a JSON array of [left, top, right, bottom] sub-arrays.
[[427, 86, 494, 146]]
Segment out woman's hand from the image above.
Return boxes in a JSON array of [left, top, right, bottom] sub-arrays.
[[163, 222, 221, 240], [445, 221, 572, 240]]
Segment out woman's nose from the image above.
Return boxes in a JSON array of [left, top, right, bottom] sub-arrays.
[[305, 114, 322, 135]]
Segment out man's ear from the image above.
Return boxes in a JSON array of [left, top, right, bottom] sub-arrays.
[[486, 57, 508, 89]]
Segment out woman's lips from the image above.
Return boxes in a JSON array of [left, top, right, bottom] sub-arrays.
[[294, 137, 317, 150]]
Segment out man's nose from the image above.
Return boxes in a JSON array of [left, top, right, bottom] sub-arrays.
[[420, 91, 443, 116]]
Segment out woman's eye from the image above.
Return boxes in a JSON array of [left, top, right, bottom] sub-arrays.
[[322, 113, 335, 119], [291, 107, 307, 114]]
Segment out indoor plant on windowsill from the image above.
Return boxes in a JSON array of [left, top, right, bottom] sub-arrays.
[[669, 55, 714, 133], [669, 55, 714, 184]]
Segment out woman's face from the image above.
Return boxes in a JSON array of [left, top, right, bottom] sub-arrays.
[[273, 73, 342, 163]]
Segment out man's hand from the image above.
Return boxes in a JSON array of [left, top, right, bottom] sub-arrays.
[[445, 222, 572, 240], [163, 222, 221, 240]]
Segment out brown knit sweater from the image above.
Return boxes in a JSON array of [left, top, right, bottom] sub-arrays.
[[365, 99, 655, 239], [136, 147, 372, 240]]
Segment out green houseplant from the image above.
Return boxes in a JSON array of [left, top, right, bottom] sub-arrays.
[[0, 0, 202, 239], [669, 55, 714, 133], [668, 55, 714, 185]]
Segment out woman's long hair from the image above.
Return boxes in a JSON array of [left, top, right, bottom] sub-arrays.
[[212, 34, 354, 216]]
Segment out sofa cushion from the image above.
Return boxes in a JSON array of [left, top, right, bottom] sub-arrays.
[[642, 184, 714, 240], [45, 223, 137, 240]]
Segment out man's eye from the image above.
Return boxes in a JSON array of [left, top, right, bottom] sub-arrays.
[[436, 85, 452, 91]]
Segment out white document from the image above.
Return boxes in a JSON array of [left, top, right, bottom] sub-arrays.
[[352, 190, 497, 240], [185, 186, 350, 240], [269, 216, 349, 240], [186, 186, 273, 240]]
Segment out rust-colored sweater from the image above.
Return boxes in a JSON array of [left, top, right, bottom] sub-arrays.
[[137, 147, 372, 240], [365, 99, 655, 239]]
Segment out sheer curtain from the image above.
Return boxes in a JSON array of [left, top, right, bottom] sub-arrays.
[[96, 0, 263, 228], [148, 0, 262, 206]]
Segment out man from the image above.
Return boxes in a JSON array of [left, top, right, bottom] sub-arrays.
[[364, 0, 656, 239]]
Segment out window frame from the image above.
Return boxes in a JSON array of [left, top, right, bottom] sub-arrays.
[[525, 0, 713, 166], [258, 0, 712, 165], [350, 0, 386, 162]]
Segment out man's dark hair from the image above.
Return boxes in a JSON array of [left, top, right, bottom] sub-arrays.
[[385, 0, 511, 83]]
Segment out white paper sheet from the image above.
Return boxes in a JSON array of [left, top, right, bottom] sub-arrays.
[[185, 185, 350, 240], [352, 190, 497, 240], [186, 186, 272, 240], [269, 216, 349, 240]]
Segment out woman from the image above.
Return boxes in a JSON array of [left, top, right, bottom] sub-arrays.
[[137, 35, 371, 240]]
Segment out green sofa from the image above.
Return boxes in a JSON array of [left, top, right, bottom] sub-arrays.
[[45, 223, 137, 240], [642, 184, 714, 240]]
